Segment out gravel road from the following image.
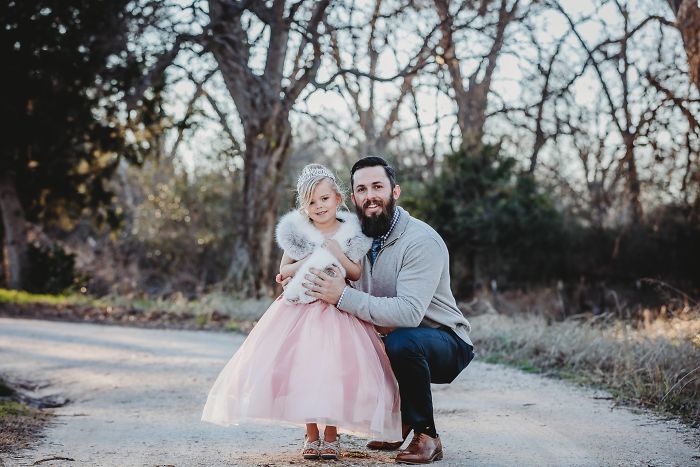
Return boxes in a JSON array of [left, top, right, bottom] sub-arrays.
[[0, 317, 698, 466]]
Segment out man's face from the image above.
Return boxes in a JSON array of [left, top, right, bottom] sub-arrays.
[[351, 166, 401, 237]]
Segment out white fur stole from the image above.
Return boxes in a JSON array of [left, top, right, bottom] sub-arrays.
[[275, 209, 371, 304]]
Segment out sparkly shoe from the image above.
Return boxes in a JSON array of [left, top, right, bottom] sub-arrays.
[[302, 435, 321, 460], [320, 437, 341, 460]]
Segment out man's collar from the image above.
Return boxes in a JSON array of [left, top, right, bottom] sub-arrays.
[[377, 206, 406, 247]]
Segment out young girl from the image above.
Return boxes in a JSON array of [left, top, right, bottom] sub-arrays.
[[201, 164, 401, 460]]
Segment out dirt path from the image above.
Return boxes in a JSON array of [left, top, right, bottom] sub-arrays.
[[0, 317, 698, 467]]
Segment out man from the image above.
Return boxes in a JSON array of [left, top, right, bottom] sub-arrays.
[[303, 156, 474, 464]]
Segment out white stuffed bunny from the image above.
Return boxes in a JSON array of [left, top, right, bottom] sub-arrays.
[[275, 209, 371, 304]]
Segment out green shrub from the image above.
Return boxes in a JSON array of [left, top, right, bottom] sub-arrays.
[[403, 145, 567, 295], [26, 244, 83, 294]]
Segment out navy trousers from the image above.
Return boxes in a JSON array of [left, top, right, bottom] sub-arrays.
[[383, 327, 474, 431]]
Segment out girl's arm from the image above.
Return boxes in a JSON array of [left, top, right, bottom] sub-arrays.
[[279, 252, 309, 279], [343, 259, 362, 282], [324, 240, 362, 281]]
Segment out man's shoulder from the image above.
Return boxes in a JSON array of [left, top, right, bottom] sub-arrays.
[[401, 210, 447, 249]]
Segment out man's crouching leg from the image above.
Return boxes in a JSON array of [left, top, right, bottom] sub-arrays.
[[383, 327, 474, 464]]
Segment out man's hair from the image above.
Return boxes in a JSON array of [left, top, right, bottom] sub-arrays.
[[350, 156, 397, 189]]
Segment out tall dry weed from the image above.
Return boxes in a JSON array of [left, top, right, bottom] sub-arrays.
[[471, 311, 700, 425]]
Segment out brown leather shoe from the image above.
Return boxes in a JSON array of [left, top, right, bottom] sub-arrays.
[[395, 432, 443, 464], [367, 439, 405, 450], [367, 425, 411, 450]]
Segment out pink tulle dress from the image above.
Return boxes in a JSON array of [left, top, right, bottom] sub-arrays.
[[201, 210, 402, 441]]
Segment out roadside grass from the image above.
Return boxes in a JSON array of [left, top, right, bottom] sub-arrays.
[[0, 288, 265, 332], [5, 288, 699, 424], [101, 291, 269, 321], [0, 289, 95, 307], [470, 311, 700, 426]]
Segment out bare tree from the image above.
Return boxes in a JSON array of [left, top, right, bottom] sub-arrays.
[[129, 1, 332, 297], [491, 21, 578, 175], [210, 1, 332, 296], [666, 0, 700, 90], [434, 0, 522, 149], [552, 0, 694, 224], [493, 0, 699, 221], [0, 173, 28, 289], [324, 0, 437, 157]]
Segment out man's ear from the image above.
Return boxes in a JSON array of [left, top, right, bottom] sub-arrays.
[[393, 184, 401, 200], [351, 192, 357, 206]]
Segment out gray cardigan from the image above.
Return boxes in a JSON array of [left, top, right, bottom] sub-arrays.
[[338, 207, 473, 346]]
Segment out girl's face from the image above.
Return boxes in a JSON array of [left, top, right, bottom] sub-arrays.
[[306, 178, 341, 225]]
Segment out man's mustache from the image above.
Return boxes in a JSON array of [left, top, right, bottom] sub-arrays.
[[363, 199, 385, 210]]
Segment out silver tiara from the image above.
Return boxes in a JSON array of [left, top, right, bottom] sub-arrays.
[[296, 165, 336, 192]]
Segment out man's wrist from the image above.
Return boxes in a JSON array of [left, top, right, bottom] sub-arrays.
[[336, 286, 348, 308]]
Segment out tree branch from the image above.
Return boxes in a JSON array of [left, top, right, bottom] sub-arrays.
[[126, 33, 204, 112]]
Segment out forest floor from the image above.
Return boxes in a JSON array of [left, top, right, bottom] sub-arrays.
[[1, 317, 699, 467]]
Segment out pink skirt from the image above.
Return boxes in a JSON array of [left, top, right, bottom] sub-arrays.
[[201, 297, 402, 441]]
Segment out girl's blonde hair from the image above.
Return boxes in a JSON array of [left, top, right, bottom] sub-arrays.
[[296, 163, 346, 211]]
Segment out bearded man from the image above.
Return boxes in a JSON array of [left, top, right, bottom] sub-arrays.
[[303, 156, 475, 464]]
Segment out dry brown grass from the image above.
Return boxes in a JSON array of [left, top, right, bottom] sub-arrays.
[[0, 379, 51, 458], [470, 309, 700, 425], [0, 401, 49, 454]]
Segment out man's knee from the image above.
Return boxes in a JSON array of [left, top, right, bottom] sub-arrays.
[[384, 329, 422, 362]]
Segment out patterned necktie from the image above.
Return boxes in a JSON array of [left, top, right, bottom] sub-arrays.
[[369, 237, 382, 265]]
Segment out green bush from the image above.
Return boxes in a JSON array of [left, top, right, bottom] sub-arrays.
[[402, 146, 700, 299], [403, 145, 567, 295], [120, 162, 239, 295], [26, 244, 81, 294]]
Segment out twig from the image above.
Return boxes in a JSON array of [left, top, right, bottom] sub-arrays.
[[33, 457, 75, 465], [640, 278, 698, 306], [660, 366, 700, 403]]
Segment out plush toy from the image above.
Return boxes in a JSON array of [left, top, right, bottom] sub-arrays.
[[275, 210, 371, 304]]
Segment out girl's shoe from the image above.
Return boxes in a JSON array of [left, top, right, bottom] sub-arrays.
[[320, 437, 341, 460], [302, 435, 321, 459]]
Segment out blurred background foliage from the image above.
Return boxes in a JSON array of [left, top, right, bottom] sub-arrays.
[[2, 0, 699, 312]]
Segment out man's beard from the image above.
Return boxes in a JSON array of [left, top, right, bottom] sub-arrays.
[[355, 196, 396, 237]]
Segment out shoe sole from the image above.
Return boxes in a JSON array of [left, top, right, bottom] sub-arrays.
[[395, 450, 444, 464]]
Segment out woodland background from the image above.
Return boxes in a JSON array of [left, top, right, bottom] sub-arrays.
[[2, 0, 700, 425], [2, 0, 700, 307]]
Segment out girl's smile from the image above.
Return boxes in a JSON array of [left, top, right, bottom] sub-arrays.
[[306, 179, 341, 227]]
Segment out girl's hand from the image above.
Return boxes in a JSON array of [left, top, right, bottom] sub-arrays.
[[375, 325, 396, 336], [323, 239, 344, 259], [279, 254, 310, 280], [275, 273, 291, 288]]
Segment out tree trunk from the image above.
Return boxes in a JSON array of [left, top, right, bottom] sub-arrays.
[[0, 174, 29, 290], [226, 112, 292, 298], [435, 0, 518, 151], [669, 0, 700, 90], [204, 0, 329, 297], [622, 134, 643, 225]]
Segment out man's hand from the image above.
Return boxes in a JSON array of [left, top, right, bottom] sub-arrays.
[[303, 266, 345, 305]]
